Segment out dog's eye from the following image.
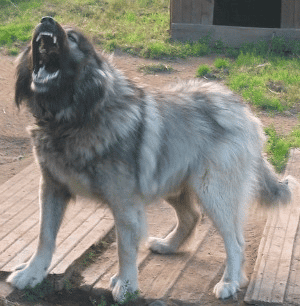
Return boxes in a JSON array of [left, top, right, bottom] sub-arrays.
[[68, 34, 77, 43]]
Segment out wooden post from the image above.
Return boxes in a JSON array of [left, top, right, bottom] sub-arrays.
[[281, 0, 300, 28], [200, 0, 214, 25]]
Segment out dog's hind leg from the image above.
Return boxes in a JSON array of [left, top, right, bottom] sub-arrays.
[[148, 187, 200, 254], [192, 174, 250, 300], [7, 170, 71, 290]]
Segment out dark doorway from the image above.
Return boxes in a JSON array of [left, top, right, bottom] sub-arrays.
[[213, 0, 281, 28]]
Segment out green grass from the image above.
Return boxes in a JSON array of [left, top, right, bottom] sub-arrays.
[[23, 279, 54, 302], [265, 126, 300, 172], [214, 58, 230, 69], [196, 64, 211, 77], [139, 63, 173, 74], [228, 53, 300, 111], [196, 51, 300, 113]]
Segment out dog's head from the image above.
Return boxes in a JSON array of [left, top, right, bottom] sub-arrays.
[[15, 17, 104, 119]]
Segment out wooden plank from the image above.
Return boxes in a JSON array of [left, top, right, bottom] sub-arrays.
[[50, 209, 114, 275], [170, 0, 182, 24], [281, 0, 295, 28], [168, 228, 225, 302], [244, 213, 274, 303], [285, 228, 300, 304], [1, 174, 39, 213], [295, 0, 300, 28], [1, 201, 93, 271], [0, 198, 38, 241], [1, 203, 87, 272], [170, 23, 300, 47], [245, 209, 279, 303], [244, 149, 300, 305], [191, 0, 202, 24], [0, 163, 38, 195], [272, 204, 300, 304], [140, 219, 214, 300], [182, 0, 193, 23], [201, 0, 214, 25]]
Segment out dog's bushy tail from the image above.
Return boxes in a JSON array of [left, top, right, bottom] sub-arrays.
[[257, 158, 298, 206]]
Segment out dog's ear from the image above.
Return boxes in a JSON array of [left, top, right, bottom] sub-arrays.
[[15, 45, 33, 108]]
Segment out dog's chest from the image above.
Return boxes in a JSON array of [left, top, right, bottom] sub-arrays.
[[35, 136, 102, 197]]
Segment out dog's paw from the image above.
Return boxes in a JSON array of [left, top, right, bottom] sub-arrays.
[[7, 263, 47, 290], [110, 275, 139, 303], [213, 280, 239, 299], [148, 237, 176, 254]]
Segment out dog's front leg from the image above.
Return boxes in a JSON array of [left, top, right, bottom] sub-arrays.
[[7, 170, 71, 289], [110, 202, 146, 303]]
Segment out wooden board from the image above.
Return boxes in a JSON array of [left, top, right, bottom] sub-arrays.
[[170, 0, 214, 25], [171, 23, 300, 47], [244, 149, 300, 305], [281, 0, 300, 29], [281, 0, 295, 28], [0, 163, 114, 291]]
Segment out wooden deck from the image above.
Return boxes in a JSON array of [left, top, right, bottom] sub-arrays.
[[0, 150, 299, 305], [245, 149, 300, 305], [0, 163, 114, 288]]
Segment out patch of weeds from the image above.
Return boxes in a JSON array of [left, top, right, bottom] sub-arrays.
[[196, 64, 211, 77], [23, 279, 54, 302], [225, 47, 240, 58], [184, 40, 210, 57], [213, 39, 225, 54], [270, 36, 287, 56], [139, 63, 173, 74], [64, 279, 74, 293], [90, 282, 139, 305], [80, 250, 96, 266], [265, 125, 300, 172], [227, 52, 300, 112], [214, 58, 230, 69], [7, 47, 19, 55], [121, 287, 140, 305]]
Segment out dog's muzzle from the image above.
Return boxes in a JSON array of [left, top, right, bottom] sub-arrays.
[[31, 16, 61, 92]]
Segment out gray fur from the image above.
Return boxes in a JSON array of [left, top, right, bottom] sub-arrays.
[[7, 17, 296, 303]]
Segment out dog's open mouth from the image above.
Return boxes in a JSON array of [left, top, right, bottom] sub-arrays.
[[32, 29, 61, 91]]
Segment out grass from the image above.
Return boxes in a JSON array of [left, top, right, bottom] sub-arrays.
[[23, 279, 54, 302], [196, 64, 211, 77], [265, 126, 300, 172], [227, 52, 300, 112], [214, 58, 230, 69], [139, 63, 173, 74]]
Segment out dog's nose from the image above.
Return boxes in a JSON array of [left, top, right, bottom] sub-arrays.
[[41, 16, 55, 25]]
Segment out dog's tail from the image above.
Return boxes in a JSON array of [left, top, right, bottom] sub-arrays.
[[257, 158, 298, 206]]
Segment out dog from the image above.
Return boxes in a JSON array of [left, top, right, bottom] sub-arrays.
[[7, 16, 296, 302]]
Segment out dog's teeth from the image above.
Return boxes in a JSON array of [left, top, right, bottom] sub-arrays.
[[36, 33, 42, 42], [36, 32, 54, 42], [48, 71, 59, 79], [53, 36, 57, 44]]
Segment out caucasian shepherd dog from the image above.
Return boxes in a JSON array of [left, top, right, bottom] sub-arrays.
[[7, 17, 296, 302]]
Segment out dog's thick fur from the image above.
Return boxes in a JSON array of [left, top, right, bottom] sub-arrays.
[[7, 17, 296, 302]]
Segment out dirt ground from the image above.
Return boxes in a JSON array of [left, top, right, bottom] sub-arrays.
[[0, 51, 299, 306]]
